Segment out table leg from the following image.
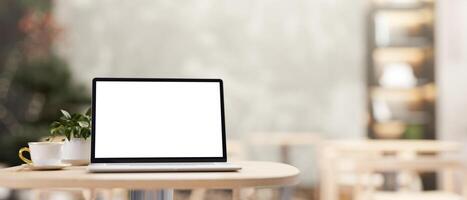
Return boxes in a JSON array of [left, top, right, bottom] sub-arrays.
[[82, 188, 98, 200], [130, 189, 173, 200], [232, 188, 255, 200], [279, 145, 293, 200], [279, 187, 293, 200], [280, 145, 290, 164], [189, 189, 206, 200]]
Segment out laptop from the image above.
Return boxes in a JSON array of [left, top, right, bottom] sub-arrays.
[[87, 78, 241, 172]]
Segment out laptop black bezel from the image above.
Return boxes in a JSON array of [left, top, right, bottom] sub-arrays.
[[91, 77, 227, 163]]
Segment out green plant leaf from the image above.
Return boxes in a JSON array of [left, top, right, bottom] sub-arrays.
[[85, 107, 92, 116], [60, 109, 71, 119], [71, 113, 80, 120], [78, 121, 89, 128], [82, 128, 91, 140], [73, 126, 80, 138], [65, 134, 71, 141], [58, 126, 65, 135], [50, 121, 60, 128], [78, 115, 86, 121], [49, 108, 92, 140], [50, 126, 59, 135], [65, 127, 72, 141], [50, 125, 65, 137]]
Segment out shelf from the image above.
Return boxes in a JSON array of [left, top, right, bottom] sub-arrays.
[[374, 37, 434, 48], [373, 47, 431, 62], [373, 4, 433, 11], [373, 0, 434, 10], [375, 43, 433, 49], [371, 84, 435, 92], [367, 0, 435, 140], [372, 121, 406, 139], [370, 85, 435, 103], [372, 110, 431, 124], [372, 120, 428, 139], [374, 46, 433, 50], [373, 119, 430, 124]]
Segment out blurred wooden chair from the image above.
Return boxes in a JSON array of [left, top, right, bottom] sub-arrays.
[[227, 139, 248, 162], [189, 139, 249, 200], [319, 140, 462, 200], [248, 133, 322, 200], [248, 133, 322, 163], [353, 158, 465, 200], [32, 188, 122, 200]]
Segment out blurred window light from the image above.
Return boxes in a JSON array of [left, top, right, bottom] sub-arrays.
[[379, 63, 416, 88]]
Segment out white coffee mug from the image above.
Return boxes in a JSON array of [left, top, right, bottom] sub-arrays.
[[18, 142, 63, 166]]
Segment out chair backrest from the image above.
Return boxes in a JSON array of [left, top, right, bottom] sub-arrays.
[[248, 132, 322, 146], [353, 158, 465, 200], [319, 140, 462, 200], [227, 139, 248, 161], [247, 132, 322, 163]]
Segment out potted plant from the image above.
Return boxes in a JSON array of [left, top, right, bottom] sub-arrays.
[[49, 108, 91, 165]]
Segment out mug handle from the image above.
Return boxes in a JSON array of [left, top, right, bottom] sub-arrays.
[[18, 147, 32, 164]]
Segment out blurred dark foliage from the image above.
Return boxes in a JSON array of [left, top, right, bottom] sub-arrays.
[[0, 0, 90, 166]]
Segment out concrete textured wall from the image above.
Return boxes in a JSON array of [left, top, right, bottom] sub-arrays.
[[53, 0, 367, 140], [437, 1, 467, 144]]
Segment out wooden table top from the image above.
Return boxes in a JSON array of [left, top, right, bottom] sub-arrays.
[[0, 161, 299, 189]]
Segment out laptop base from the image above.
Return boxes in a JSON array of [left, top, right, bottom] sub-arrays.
[[87, 162, 242, 173]]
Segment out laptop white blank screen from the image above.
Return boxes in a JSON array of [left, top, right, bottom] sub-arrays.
[[94, 81, 223, 158]]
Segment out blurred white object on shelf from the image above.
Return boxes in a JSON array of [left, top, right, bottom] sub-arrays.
[[379, 63, 416, 88]]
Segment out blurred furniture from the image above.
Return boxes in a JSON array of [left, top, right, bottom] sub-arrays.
[[31, 188, 115, 200], [353, 159, 465, 200], [0, 161, 300, 200], [249, 133, 322, 200], [319, 140, 461, 200], [249, 133, 322, 164], [189, 139, 249, 200], [227, 139, 248, 162], [367, 0, 436, 140]]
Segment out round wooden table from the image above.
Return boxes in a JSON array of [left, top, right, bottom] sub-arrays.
[[0, 161, 299, 200]]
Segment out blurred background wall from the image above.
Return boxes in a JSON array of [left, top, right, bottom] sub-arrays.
[[437, 0, 467, 147], [53, 0, 368, 139]]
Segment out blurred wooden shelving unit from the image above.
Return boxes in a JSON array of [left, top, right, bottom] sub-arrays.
[[367, 0, 436, 140]]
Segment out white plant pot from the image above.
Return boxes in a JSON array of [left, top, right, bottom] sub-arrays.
[[62, 138, 91, 166]]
